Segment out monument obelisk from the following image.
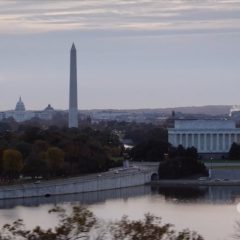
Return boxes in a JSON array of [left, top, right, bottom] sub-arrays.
[[68, 43, 78, 128]]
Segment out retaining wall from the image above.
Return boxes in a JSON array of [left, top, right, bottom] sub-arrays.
[[0, 170, 153, 200]]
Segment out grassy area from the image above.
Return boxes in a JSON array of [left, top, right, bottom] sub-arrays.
[[212, 166, 240, 170], [202, 159, 240, 163], [110, 156, 124, 162]]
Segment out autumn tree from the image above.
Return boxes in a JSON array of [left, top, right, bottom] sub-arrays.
[[23, 151, 48, 179], [2, 149, 23, 179], [33, 140, 49, 153], [0, 205, 204, 240], [111, 214, 203, 240], [46, 147, 65, 176]]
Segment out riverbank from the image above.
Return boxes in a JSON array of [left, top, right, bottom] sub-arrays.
[[0, 168, 153, 200], [151, 179, 240, 186]]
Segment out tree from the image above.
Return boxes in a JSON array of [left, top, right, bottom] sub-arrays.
[[2, 149, 23, 178], [23, 152, 48, 178], [0, 206, 97, 240], [15, 142, 32, 159], [0, 205, 204, 240], [229, 143, 240, 160], [0, 125, 124, 179], [46, 147, 65, 176], [158, 146, 208, 179], [33, 140, 49, 153], [111, 214, 203, 240], [130, 140, 168, 162], [0, 122, 11, 133]]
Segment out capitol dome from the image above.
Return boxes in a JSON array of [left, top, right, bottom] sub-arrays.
[[44, 104, 54, 111], [15, 97, 26, 111]]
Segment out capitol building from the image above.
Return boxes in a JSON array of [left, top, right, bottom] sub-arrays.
[[168, 119, 240, 157], [0, 97, 55, 122]]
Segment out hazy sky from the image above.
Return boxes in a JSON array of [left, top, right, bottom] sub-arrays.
[[0, 0, 240, 110]]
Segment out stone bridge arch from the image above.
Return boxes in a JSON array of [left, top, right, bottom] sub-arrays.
[[150, 172, 159, 181]]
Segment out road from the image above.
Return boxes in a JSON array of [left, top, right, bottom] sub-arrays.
[[0, 166, 149, 191]]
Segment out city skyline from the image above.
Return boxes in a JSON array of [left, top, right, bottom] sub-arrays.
[[0, 1, 240, 110]]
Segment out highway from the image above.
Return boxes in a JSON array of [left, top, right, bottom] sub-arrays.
[[0, 166, 150, 191]]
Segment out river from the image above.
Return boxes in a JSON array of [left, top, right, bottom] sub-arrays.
[[0, 185, 239, 240]]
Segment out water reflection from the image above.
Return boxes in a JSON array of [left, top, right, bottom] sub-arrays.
[[0, 185, 239, 240], [0, 185, 240, 210], [151, 185, 240, 204], [0, 185, 151, 209], [152, 186, 208, 201]]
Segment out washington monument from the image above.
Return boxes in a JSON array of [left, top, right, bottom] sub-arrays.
[[68, 43, 78, 128]]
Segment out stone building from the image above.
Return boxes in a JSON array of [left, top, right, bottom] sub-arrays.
[[3, 97, 55, 122], [168, 119, 240, 157]]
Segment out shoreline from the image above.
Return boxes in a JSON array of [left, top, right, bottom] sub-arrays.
[[0, 169, 153, 200], [150, 179, 240, 186]]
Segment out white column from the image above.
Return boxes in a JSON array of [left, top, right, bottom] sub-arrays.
[[190, 133, 193, 147], [229, 133, 232, 150], [223, 133, 226, 152], [198, 134, 201, 152], [180, 133, 183, 146], [193, 134, 197, 148], [210, 134, 213, 152], [204, 133, 207, 152], [174, 134, 178, 147], [216, 134, 219, 152], [186, 134, 189, 148]]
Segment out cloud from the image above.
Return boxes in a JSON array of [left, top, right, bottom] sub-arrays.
[[0, 0, 240, 35]]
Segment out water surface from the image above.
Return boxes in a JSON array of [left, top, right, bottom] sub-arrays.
[[0, 185, 239, 240]]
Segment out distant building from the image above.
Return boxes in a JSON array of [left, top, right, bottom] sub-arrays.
[[0, 112, 4, 121], [230, 105, 240, 121], [2, 97, 55, 122], [168, 119, 240, 157], [36, 104, 55, 121]]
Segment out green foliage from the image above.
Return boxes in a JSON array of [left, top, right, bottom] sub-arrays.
[[2, 149, 23, 178], [130, 139, 168, 162], [0, 126, 123, 179], [46, 147, 65, 175], [158, 146, 208, 179], [0, 122, 11, 133], [23, 152, 48, 178], [229, 143, 240, 160], [124, 124, 168, 144], [15, 142, 32, 159]]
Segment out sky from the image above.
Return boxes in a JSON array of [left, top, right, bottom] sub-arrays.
[[0, 0, 240, 110]]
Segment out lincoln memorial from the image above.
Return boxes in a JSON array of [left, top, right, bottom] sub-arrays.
[[168, 119, 240, 156]]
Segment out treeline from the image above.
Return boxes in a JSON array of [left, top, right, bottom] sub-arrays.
[[123, 123, 168, 144], [0, 126, 123, 179], [105, 122, 169, 162], [0, 118, 169, 146], [229, 143, 240, 160], [98, 121, 208, 179], [87, 120, 168, 145], [158, 146, 208, 179], [130, 140, 168, 162]]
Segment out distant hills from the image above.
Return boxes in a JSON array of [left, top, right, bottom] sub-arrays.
[[82, 105, 233, 116], [155, 105, 232, 116]]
